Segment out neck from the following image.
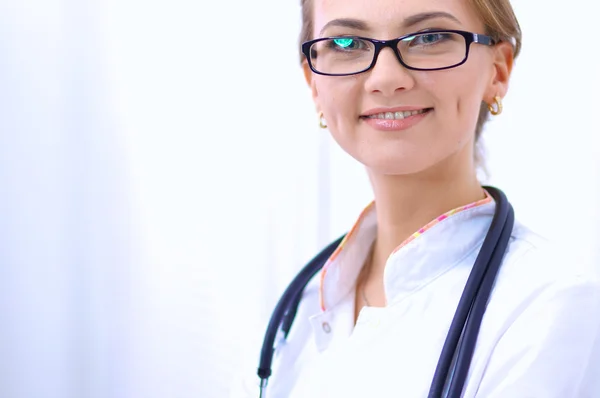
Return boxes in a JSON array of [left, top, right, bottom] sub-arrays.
[[365, 160, 484, 280]]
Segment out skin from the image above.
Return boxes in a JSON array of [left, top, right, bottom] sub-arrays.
[[302, 0, 514, 319]]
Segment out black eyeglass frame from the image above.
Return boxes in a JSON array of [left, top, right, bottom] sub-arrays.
[[301, 29, 497, 76]]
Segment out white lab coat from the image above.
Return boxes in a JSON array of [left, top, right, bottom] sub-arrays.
[[230, 198, 600, 398]]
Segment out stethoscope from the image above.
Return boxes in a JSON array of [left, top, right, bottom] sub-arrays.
[[257, 186, 514, 398]]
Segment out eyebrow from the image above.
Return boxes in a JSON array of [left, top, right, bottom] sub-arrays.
[[403, 11, 462, 28], [319, 18, 368, 36], [319, 11, 462, 36]]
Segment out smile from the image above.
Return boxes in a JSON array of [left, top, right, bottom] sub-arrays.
[[363, 109, 431, 120]]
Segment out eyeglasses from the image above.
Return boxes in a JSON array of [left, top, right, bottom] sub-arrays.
[[301, 30, 496, 76]]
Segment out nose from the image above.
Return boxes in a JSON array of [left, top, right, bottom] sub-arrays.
[[363, 47, 416, 96]]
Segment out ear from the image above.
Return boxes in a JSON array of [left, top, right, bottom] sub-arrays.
[[485, 41, 514, 102], [302, 60, 320, 110]]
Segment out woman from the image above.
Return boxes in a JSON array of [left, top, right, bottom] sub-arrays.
[[231, 0, 600, 396]]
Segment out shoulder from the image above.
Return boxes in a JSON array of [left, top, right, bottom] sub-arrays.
[[491, 219, 600, 317], [483, 218, 600, 357], [502, 219, 599, 286], [475, 220, 600, 396]]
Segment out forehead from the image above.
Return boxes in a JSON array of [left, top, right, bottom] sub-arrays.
[[313, 0, 483, 36]]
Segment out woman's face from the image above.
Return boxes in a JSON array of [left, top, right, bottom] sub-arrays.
[[304, 0, 513, 176]]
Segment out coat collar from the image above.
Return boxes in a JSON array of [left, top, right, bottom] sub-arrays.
[[319, 192, 494, 312]]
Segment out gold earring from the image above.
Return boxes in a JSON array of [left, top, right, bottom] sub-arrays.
[[318, 112, 327, 129], [488, 96, 503, 116]]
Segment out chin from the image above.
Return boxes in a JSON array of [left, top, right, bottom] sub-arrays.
[[358, 152, 438, 176], [374, 163, 435, 177], [355, 147, 440, 175]]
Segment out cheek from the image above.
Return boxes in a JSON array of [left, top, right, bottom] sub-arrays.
[[416, 72, 483, 155], [316, 77, 362, 121], [423, 71, 485, 121]]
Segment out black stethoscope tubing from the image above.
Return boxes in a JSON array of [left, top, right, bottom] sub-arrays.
[[258, 186, 514, 398], [257, 235, 345, 384], [429, 186, 514, 397]]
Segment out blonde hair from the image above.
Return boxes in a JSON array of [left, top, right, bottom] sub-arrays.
[[298, 0, 522, 169]]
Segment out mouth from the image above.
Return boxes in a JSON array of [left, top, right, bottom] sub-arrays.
[[360, 108, 433, 120]]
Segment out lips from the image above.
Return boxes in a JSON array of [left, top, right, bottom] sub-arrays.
[[363, 108, 432, 120], [359, 107, 433, 132], [360, 107, 433, 120]]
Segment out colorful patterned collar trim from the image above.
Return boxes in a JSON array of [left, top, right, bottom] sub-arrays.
[[390, 190, 492, 255]]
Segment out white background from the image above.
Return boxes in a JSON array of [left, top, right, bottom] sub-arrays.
[[1, 0, 599, 397]]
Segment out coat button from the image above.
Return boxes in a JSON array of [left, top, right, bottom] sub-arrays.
[[322, 322, 332, 333]]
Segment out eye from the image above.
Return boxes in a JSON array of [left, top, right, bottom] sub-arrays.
[[333, 37, 356, 48], [421, 33, 443, 44], [407, 32, 452, 47], [329, 37, 366, 51]]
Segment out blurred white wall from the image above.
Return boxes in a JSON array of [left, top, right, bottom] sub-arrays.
[[0, 0, 599, 398], [0, 1, 133, 397]]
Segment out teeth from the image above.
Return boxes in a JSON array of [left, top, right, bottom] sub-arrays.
[[367, 109, 428, 120]]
